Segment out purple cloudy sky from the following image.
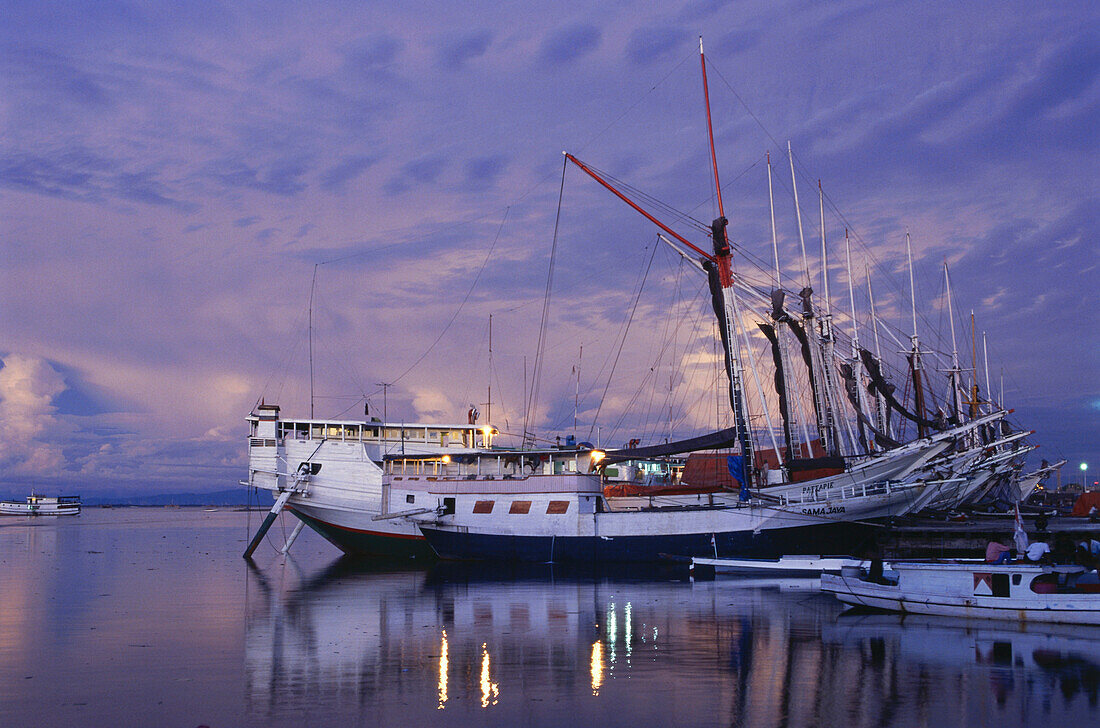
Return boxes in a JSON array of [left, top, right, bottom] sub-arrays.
[[1, 0, 1097, 496]]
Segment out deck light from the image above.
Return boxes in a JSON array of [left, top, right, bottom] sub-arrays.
[[590, 450, 606, 465]]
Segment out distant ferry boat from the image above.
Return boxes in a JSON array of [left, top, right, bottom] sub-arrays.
[[0, 495, 82, 516]]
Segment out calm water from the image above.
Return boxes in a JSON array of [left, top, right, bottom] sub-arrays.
[[1, 510, 1097, 727]]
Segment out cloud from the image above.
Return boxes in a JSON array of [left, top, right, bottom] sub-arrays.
[[384, 154, 447, 195], [625, 26, 688, 64], [343, 33, 404, 72], [207, 158, 309, 196], [464, 154, 508, 190], [436, 29, 493, 69], [0, 355, 67, 473], [538, 24, 602, 65], [412, 388, 455, 420], [319, 155, 377, 191]]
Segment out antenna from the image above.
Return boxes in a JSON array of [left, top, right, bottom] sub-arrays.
[[375, 382, 391, 423]]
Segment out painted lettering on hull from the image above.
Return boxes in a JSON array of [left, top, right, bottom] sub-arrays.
[[801, 505, 846, 516]]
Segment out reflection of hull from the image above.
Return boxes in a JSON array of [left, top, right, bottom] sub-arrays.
[[244, 555, 1100, 725], [824, 611, 1100, 671]]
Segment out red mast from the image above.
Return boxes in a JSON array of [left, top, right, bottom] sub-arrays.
[[699, 36, 733, 288]]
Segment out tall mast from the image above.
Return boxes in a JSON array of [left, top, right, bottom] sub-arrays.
[[844, 229, 870, 452], [866, 271, 890, 437], [766, 153, 802, 460], [788, 142, 811, 288], [574, 345, 581, 442], [818, 182, 832, 319], [700, 37, 725, 221], [905, 232, 927, 437], [487, 314, 493, 424], [699, 36, 754, 484], [308, 263, 317, 419], [788, 145, 838, 457], [843, 230, 860, 353], [982, 330, 992, 412], [767, 153, 781, 283], [969, 310, 980, 419], [944, 263, 961, 421]]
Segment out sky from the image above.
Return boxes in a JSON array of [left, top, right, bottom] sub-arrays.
[[1, 0, 1097, 496]]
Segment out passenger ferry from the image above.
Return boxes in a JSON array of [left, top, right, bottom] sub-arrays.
[[0, 495, 82, 516], [245, 403, 492, 558]]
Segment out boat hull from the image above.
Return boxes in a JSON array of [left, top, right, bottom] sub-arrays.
[[0, 501, 81, 516], [289, 505, 435, 560], [420, 519, 875, 563], [821, 562, 1100, 624]]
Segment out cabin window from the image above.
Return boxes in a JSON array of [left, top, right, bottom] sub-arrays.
[[991, 573, 1010, 597], [442, 497, 456, 515], [406, 494, 415, 504], [473, 500, 495, 514], [509, 501, 532, 514], [546, 501, 569, 514], [1012, 574, 1021, 586]]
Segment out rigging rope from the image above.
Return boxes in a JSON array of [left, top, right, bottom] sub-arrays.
[[587, 242, 659, 441], [524, 159, 567, 445]]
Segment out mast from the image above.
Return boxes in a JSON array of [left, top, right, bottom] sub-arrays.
[[866, 271, 890, 437], [818, 182, 832, 319], [788, 146, 839, 457], [766, 153, 800, 461], [308, 263, 317, 419], [788, 142, 811, 288], [969, 310, 981, 419], [842, 229, 871, 452], [944, 263, 962, 421], [488, 314, 492, 424], [574, 345, 581, 442], [905, 232, 928, 438], [818, 185, 853, 455], [982, 330, 992, 412], [699, 36, 754, 485]]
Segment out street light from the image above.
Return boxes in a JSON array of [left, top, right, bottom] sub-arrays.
[[1082, 462, 1089, 490]]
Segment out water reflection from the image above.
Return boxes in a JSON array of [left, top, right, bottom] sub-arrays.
[[244, 561, 1100, 726]]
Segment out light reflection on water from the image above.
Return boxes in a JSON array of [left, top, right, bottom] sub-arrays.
[[1, 510, 1098, 727]]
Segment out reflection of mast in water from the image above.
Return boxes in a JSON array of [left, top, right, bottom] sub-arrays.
[[590, 640, 604, 696], [437, 630, 448, 710], [480, 642, 499, 707]]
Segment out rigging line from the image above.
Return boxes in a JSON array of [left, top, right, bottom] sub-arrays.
[[525, 159, 567, 443], [575, 249, 655, 407], [610, 287, 711, 443], [587, 242, 660, 441], [389, 206, 511, 388], [311, 285, 371, 400]]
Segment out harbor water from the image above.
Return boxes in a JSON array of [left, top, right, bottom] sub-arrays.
[[1, 509, 1097, 727]]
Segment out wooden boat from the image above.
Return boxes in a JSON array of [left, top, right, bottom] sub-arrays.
[[820, 560, 1100, 624], [690, 555, 867, 577], [0, 495, 81, 516]]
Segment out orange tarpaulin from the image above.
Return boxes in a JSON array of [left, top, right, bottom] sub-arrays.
[[1071, 492, 1100, 517]]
